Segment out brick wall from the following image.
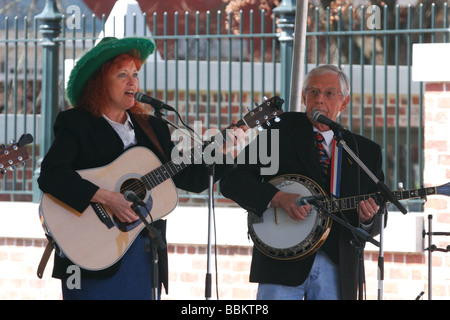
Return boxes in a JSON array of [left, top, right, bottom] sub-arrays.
[[164, 244, 258, 300], [340, 93, 422, 128], [0, 238, 61, 300], [0, 239, 257, 300], [419, 82, 450, 299], [1, 239, 449, 300]]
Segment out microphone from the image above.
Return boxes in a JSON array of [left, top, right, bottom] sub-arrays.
[[134, 92, 175, 112], [310, 109, 347, 132], [124, 190, 146, 207], [295, 195, 324, 206]]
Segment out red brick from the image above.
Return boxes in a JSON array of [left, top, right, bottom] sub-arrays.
[[426, 83, 444, 91], [389, 268, 409, 279], [406, 254, 424, 264]]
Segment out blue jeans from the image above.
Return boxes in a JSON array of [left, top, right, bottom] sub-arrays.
[[256, 250, 341, 300]]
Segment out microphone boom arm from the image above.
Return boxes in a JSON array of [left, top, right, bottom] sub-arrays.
[[334, 135, 407, 214]]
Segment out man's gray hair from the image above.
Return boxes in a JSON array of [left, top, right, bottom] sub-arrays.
[[302, 64, 350, 98]]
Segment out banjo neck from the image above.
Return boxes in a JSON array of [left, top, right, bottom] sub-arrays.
[[322, 183, 450, 213], [247, 175, 450, 261], [247, 175, 450, 262]]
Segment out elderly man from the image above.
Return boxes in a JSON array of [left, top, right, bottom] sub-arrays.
[[220, 64, 385, 300]]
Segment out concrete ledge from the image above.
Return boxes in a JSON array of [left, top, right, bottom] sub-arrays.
[[0, 202, 44, 239], [365, 212, 424, 253], [165, 205, 251, 247], [0, 201, 252, 246], [0, 202, 424, 253]]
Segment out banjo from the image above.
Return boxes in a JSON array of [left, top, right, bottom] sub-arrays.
[[248, 174, 450, 261]]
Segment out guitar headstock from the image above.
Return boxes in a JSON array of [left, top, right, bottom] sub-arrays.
[[0, 133, 33, 174], [241, 96, 284, 131]]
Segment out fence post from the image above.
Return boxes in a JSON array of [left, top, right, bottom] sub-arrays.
[[273, 0, 296, 111], [32, 0, 63, 202]]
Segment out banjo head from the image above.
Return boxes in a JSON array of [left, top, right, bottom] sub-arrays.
[[248, 174, 331, 260]]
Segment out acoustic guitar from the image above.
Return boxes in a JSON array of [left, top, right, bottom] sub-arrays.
[[39, 97, 284, 270]]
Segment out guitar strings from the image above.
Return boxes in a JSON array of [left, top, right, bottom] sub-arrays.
[[119, 101, 279, 198], [119, 144, 204, 197]]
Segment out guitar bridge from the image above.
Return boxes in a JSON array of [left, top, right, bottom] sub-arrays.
[[91, 202, 115, 229]]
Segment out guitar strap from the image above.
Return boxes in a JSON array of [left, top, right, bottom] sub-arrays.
[[132, 113, 167, 162], [37, 236, 54, 279]]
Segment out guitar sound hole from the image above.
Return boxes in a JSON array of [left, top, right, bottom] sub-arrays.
[[114, 178, 152, 232], [120, 178, 146, 199]]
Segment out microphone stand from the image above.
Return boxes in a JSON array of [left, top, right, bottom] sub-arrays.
[[376, 200, 387, 300], [151, 104, 218, 300], [147, 104, 207, 300], [205, 163, 215, 300], [311, 199, 380, 249], [423, 214, 450, 300], [311, 197, 380, 300], [330, 130, 366, 300], [333, 133, 407, 214], [131, 203, 166, 300], [333, 130, 407, 300]]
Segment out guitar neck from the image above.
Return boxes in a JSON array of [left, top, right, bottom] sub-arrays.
[[137, 96, 284, 191], [138, 96, 284, 191], [141, 143, 204, 190], [325, 185, 444, 213], [140, 124, 246, 190]]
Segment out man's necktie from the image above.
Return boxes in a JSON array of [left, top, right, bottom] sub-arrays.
[[315, 132, 330, 175]]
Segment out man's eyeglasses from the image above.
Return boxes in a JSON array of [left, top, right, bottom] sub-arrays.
[[305, 88, 344, 100]]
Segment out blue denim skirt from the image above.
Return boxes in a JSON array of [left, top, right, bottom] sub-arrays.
[[61, 232, 156, 300]]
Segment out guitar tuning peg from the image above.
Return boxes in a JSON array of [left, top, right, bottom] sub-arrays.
[[257, 126, 263, 132], [0, 144, 5, 149], [263, 96, 268, 100], [274, 116, 280, 123], [9, 139, 15, 145], [246, 107, 251, 112], [398, 182, 404, 191]]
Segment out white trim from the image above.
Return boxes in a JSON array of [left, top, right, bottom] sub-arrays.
[[0, 202, 424, 253]]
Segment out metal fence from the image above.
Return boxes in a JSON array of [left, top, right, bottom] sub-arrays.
[[0, 2, 448, 208]]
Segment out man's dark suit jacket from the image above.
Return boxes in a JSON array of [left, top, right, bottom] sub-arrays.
[[38, 107, 232, 291], [220, 112, 385, 300]]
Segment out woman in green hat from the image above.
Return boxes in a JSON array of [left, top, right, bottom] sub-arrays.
[[38, 37, 239, 300]]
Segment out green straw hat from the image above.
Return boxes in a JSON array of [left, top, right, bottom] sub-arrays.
[[66, 36, 155, 107]]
